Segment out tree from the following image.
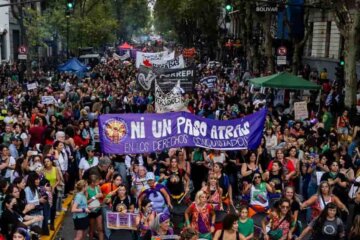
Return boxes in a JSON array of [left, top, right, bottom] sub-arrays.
[[328, 0, 360, 108], [113, 0, 150, 42], [153, 0, 222, 56]]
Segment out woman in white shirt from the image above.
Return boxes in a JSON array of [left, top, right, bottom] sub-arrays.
[[78, 146, 99, 179]]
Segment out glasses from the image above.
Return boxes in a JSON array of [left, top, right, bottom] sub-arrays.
[[254, 176, 261, 179]]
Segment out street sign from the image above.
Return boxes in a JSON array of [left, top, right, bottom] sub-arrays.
[[18, 54, 27, 60], [276, 56, 286, 65], [18, 46, 27, 54], [277, 46, 287, 56]]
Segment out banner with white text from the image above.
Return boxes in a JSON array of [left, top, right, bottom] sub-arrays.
[[99, 108, 267, 154]]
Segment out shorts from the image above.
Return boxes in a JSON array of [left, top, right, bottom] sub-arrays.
[[88, 210, 102, 219], [337, 127, 349, 135], [74, 216, 89, 230]]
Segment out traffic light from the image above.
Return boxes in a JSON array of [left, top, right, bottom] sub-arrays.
[[335, 56, 345, 86], [67, 0, 74, 10], [339, 57, 345, 66], [225, 0, 233, 12], [66, 0, 74, 17]]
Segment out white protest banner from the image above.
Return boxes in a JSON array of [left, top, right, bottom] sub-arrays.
[[112, 53, 120, 60], [151, 55, 185, 69], [294, 101, 308, 120], [200, 76, 217, 88], [155, 80, 185, 113], [27, 83, 38, 90], [120, 52, 130, 61], [136, 51, 174, 68], [106, 212, 138, 230], [41, 96, 57, 105]]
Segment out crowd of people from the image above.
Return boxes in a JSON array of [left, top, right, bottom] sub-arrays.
[[0, 50, 359, 240]]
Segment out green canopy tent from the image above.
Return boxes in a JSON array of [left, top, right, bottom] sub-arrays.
[[250, 72, 321, 90]]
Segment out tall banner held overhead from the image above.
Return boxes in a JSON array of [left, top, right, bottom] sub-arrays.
[[136, 51, 174, 68], [137, 66, 195, 93], [151, 55, 185, 69], [155, 80, 185, 113], [99, 108, 267, 154]]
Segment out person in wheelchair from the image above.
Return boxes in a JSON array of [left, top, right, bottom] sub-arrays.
[[243, 172, 275, 217]]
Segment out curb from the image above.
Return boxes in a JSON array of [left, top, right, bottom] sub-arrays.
[[40, 194, 73, 240]]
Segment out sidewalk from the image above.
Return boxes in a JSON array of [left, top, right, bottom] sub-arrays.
[[40, 194, 73, 240]]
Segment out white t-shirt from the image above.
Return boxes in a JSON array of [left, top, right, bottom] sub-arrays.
[[5, 156, 15, 179], [78, 157, 99, 172]]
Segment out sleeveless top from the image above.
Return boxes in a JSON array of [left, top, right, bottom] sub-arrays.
[[219, 230, 240, 240], [312, 194, 334, 218], [44, 167, 57, 187]]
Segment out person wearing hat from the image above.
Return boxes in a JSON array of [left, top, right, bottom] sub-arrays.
[[78, 146, 99, 180], [150, 212, 173, 237], [138, 172, 173, 214]]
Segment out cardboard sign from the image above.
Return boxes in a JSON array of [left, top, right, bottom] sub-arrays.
[[106, 212, 138, 230], [27, 82, 38, 90], [294, 101, 308, 120]]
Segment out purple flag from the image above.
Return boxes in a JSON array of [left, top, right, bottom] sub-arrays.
[[99, 108, 267, 154]]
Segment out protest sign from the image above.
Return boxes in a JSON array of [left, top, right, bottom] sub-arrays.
[[27, 83, 38, 90], [137, 66, 195, 93], [41, 96, 57, 105], [200, 76, 217, 88], [136, 51, 174, 68], [99, 108, 267, 154], [106, 212, 138, 230], [294, 101, 308, 120], [155, 80, 185, 113], [151, 55, 185, 69]]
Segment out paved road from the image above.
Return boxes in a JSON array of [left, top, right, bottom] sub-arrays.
[[56, 210, 75, 240]]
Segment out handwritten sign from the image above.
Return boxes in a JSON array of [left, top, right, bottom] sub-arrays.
[[106, 212, 138, 230], [27, 83, 38, 90], [294, 101, 308, 120]]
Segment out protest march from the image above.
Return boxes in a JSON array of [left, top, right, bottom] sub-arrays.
[[0, 44, 358, 240]]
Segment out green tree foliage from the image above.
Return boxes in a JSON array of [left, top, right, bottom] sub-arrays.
[[114, 0, 151, 41], [23, 0, 118, 53], [154, 0, 222, 49]]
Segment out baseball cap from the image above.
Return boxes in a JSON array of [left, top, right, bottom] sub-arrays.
[[86, 145, 95, 152]]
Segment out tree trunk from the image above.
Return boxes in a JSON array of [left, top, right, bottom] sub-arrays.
[[292, 40, 301, 75], [263, 13, 274, 74], [344, 7, 360, 108], [344, 32, 358, 108]]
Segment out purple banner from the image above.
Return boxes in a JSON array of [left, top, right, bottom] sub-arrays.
[[99, 108, 267, 154]]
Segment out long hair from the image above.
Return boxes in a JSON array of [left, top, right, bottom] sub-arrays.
[[276, 198, 292, 223], [349, 215, 360, 239], [317, 181, 332, 196], [282, 186, 301, 204], [313, 202, 339, 234], [26, 172, 39, 194]]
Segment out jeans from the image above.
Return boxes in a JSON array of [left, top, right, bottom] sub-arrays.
[[102, 205, 111, 239]]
